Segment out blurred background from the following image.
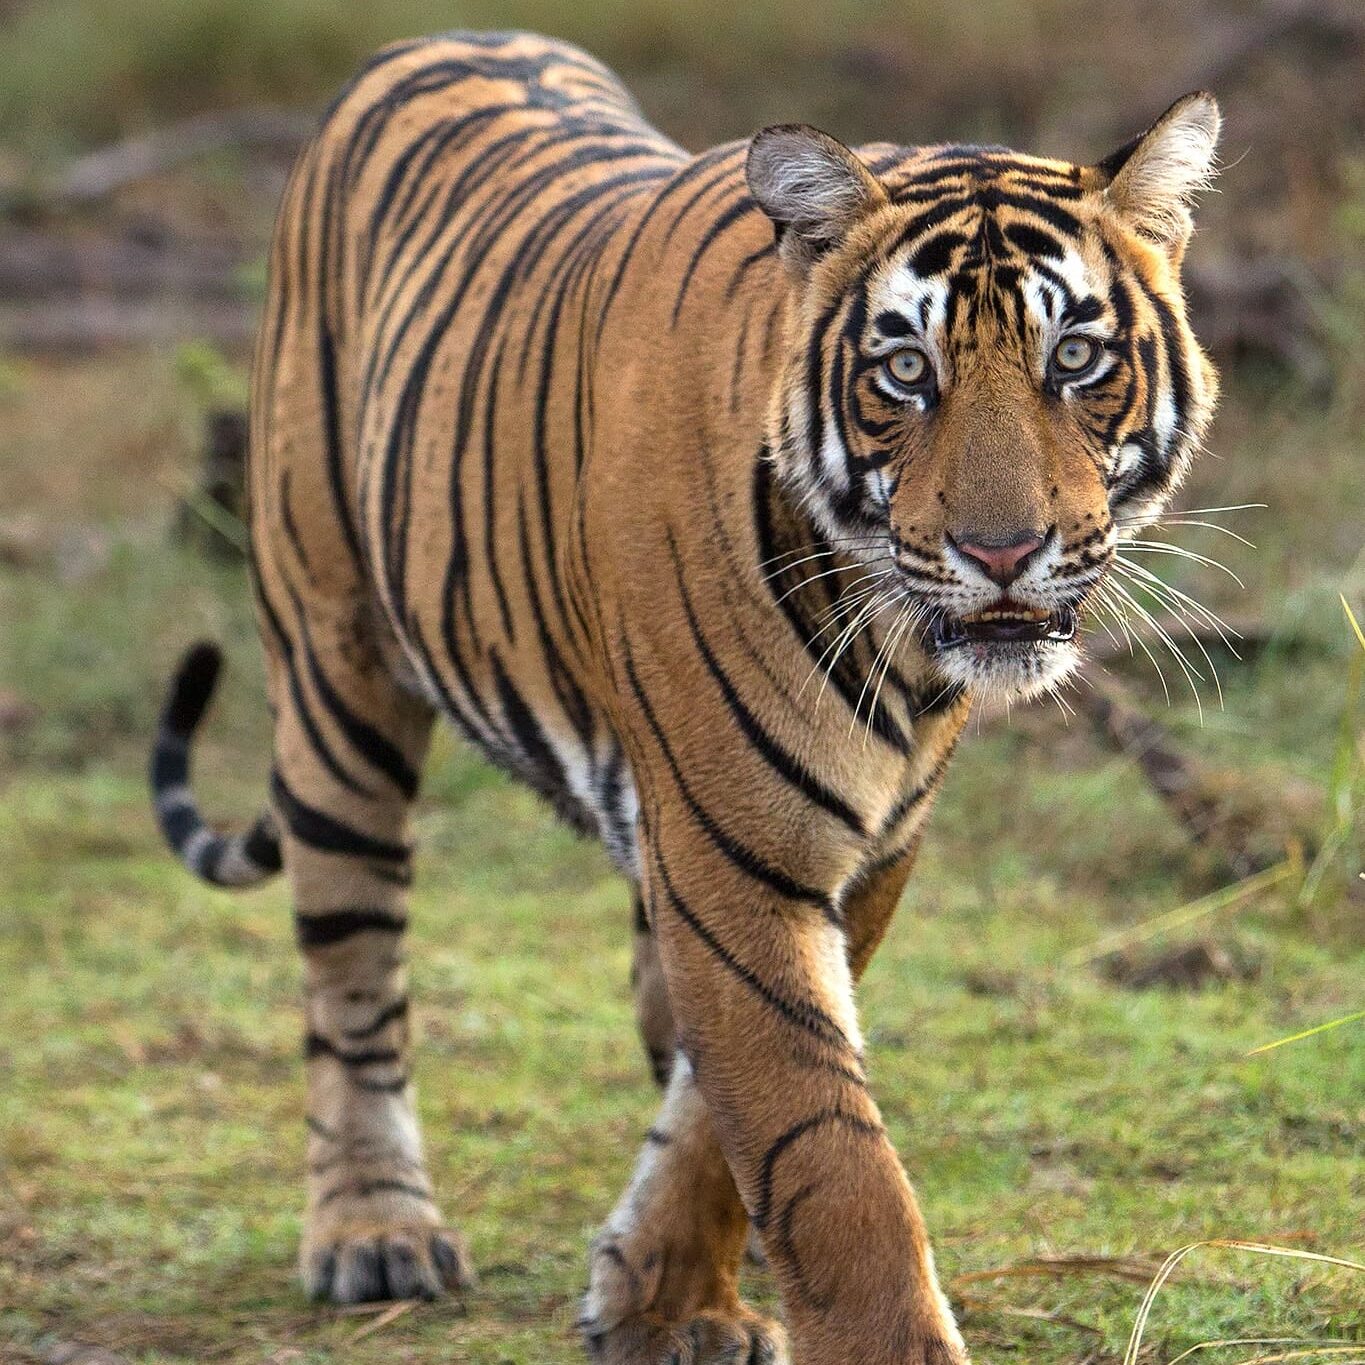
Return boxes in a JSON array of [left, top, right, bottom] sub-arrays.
[[1, 3, 1362, 1364]]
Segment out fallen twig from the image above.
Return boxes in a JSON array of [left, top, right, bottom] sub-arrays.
[[956, 1293, 1104, 1338], [952, 1255, 1166, 1289], [1073, 670, 1323, 877]]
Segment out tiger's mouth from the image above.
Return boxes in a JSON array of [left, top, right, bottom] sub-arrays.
[[932, 604, 1077, 649]]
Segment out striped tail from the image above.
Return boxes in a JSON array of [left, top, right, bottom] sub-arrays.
[[150, 642, 282, 888]]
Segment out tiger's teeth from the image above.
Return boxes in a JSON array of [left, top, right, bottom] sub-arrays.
[[962, 608, 1050, 624]]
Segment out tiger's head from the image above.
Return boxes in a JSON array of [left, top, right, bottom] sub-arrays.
[[746, 96, 1221, 702]]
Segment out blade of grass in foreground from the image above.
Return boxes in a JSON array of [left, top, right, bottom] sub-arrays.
[[1246, 1009, 1365, 1056], [1341, 594, 1365, 653], [1165, 1341, 1360, 1365], [1064, 863, 1292, 967], [1124, 1241, 1365, 1365]]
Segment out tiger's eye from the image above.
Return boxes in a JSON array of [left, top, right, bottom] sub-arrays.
[[1053, 335, 1099, 374], [885, 347, 930, 387]]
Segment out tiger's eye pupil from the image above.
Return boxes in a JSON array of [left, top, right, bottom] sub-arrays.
[[886, 348, 928, 386]]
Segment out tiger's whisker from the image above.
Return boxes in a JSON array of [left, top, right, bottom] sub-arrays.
[[1095, 582, 1171, 704], [1144, 518, 1257, 548], [1114, 501, 1266, 526], [1116, 540, 1245, 587], [1113, 556, 1244, 653], [1112, 566, 1227, 707], [1103, 579, 1207, 720], [861, 601, 924, 746], [757, 536, 885, 573], [851, 593, 917, 741], [772, 557, 892, 606], [802, 587, 891, 705]]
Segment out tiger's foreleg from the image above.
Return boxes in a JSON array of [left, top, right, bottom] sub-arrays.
[[595, 837, 947, 1363], [262, 607, 473, 1304], [586, 800, 965, 1365]]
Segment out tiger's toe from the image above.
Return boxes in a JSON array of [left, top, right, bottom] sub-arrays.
[[581, 1306, 790, 1365], [304, 1223, 474, 1304]]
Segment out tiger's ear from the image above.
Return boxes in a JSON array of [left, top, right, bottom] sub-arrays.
[[1098, 92, 1221, 259], [746, 124, 887, 275]]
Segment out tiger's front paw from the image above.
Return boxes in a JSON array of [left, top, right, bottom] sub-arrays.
[[302, 1217, 474, 1303], [580, 1305, 790, 1365]]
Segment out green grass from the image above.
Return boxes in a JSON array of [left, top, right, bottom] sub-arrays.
[[0, 343, 1362, 1364]]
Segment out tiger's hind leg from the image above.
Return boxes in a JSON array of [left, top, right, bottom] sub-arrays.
[[261, 601, 473, 1304], [581, 1054, 789, 1365], [630, 892, 676, 1088]]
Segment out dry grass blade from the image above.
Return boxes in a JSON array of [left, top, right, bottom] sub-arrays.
[[1123, 1241, 1365, 1365], [1166, 1342, 1361, 1365], [345, 1298, 418, 1343], [155, 471, 249, 552], [1342, 595, 1365, 653], [1064, 863, 1293, 967], [328, 1299, 416, 1317], [1204, 1352, 1364, 1365]]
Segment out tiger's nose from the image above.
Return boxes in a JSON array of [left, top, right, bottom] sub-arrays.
[[948, 529, 1049, 587]]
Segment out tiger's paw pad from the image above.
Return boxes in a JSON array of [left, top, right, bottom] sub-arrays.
[[580, 1307, 790, 1365], [303, 1223, 475, 1304]]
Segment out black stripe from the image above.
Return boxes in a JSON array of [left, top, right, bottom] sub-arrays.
[[751, 1108, 883, 1230], [666, 533, 866, 837], [304, 1033, 402, 1068], [621, 635, 836, 916], [648, 837, 855, 1055], [297, 630, 420, 799], [343, 997, 410, 1041], [1148, 289, 1191, 446], [294, 908, 407, 948], [318, 324, 365, 568], [909, 230, 967, 277], [491, 649, 569, 796], [671, 194, 757, 326], [596, 143, 737, 331], [1002, 221, 1065, 260], [976, 187, 1082, 235], [270, 770, 410, 864], [316, 1177, 432, 1209], [351, 1074, 410, 1094], [159, 802, 199, 852], [280, 650, 373, 799], [243, 815, 283, 872]]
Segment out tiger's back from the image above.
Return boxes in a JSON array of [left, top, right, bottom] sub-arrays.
[[252, 33, 684, 861]]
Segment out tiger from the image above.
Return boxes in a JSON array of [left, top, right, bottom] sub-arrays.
[[149, 30, 1220, 1365]]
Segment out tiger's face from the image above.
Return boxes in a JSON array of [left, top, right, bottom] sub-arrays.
[[748, 97, 1221, 701]]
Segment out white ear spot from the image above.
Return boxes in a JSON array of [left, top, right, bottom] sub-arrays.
[[746, 124, 885, 271], [1102, 92, 1221, 252]]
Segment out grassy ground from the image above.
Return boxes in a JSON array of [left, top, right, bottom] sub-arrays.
[[1, 1, 1364, 1359]]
